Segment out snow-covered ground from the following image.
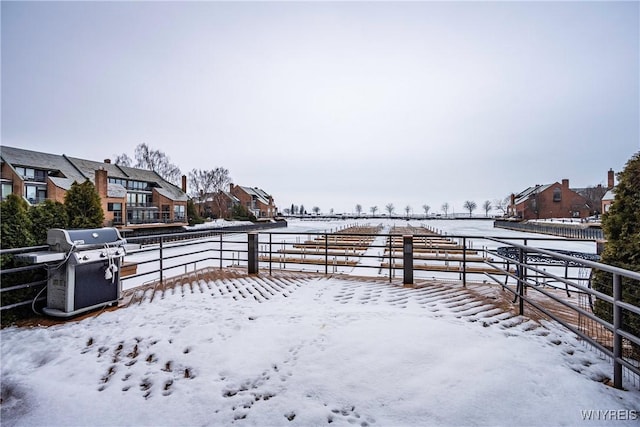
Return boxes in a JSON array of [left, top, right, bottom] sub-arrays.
[[4, 219, 637, 426], [2, 272, 639, 426], [185, 219, 255, 230]]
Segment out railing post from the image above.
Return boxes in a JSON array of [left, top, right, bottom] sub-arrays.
[[462, 237, 467, 287], [517, 246, 524, 315], [159, 236, 164, 286], [613, 273, 623, 389], [248, 232, 259, 275], [219, 234, 223, 269], [269, 233, 272, 276], [324, 233, 328, 275], [388, 235, 393, 283], [403, 235, 414, 286]]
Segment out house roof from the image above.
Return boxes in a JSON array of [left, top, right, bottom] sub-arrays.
[[65, 156, 128, 181], [602, 189, 615, 201], [48, 176, 77, 191], [513, 184, 554, 205], [108, 183, 127, 198], [194, 191, 240, 205], [222, 191, 240, 203], [238, 185, 271, 205], [156, 185, 188, 202], [1, 146, 87, 183]]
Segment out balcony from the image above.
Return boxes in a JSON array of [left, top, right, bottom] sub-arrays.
[[126, 217, 188, 226], [127, 203, 157, 209]]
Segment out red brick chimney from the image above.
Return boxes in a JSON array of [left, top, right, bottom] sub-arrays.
[[562, 179, 569, 189], [608, 169, 615, 189], [104, 159, 111, 164], [181, 175, 187, 193], [229, 183, 234, 192], [95, 168, 108, 199]]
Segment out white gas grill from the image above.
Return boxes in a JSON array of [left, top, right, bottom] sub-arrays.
[[18, 228, 127, 318]]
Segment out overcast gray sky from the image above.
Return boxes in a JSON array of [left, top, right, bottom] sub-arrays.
[[2, 1, 638, 215]]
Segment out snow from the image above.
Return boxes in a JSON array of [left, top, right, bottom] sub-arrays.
[[3, 219, 639, 426], [185, 219, 255, 230]]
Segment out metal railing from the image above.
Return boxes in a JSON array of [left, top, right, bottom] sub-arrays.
[[482, 237, 640, 389], [495, 219, 604, 240], [2, 228, 639, 389]]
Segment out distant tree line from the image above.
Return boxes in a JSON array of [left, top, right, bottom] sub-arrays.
[[283, 199, 502, 218]]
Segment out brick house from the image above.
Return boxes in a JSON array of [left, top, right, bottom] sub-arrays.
[[196, 190, 240, 219], [229, 183, 277, 218], [509, 179, 591, 220], [601, 189, 615, 214], [600, 169, 617, 215], [1, 145, 188, 231]]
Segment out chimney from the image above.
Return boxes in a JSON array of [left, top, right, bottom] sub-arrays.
[[562, 179, 569, 189], [104, 159, 111, 164], [181, 175, 187, 193], [608, 169, 615, 188], [229, 183, 234, 192], [95, 168, 108, 199]]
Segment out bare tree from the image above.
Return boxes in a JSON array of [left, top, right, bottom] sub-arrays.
[[116, 143, 182, 186], [493, 196, 509, 216], [355, 204, 362, 216], [581, 186, 609, 215], [404, 205, 411, 217], [134, 143, 182, 186], [441, 202, 450, 217], [422, 204, 430, 217], [188, 167, 231, 217], [370, 206, 378, 216], [113, 153, 132, 167], [312, 206, 320, 215], [482, 200, 492, 217], [463, 200, 477, 217], [385, 203, 395, 215]]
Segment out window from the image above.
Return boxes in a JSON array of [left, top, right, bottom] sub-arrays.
[[553, 188, 562, 202], [127, 192, 152, 207], [162, 205, 170, 222], [128, 180, 148, 191], [174, 205, 185, 221], [15, 167, 46, 182], [24, 185, 35, 202], [109, 178, 127, 187], [108, 203, 123, 224], [24, 184, 46, 204], [16, 167, 33, 180], [1, 183, 12, 200]]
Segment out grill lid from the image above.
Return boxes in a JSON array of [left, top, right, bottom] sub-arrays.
[[47, 228, 126, 252]]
